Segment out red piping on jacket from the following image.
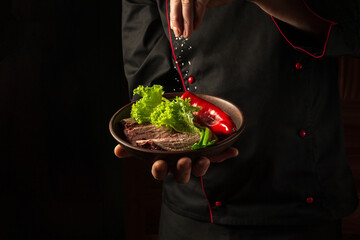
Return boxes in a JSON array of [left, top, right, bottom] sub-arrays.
[[201, 176, 214, 223], [271, 0, 338, 59], [165, 0, 215, 224]]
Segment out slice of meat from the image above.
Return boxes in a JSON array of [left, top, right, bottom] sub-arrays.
[[133, 139, 164, 151], [121, 118, 201, 151], [121, 118, 173, 145], [136, 133, 200, 151]]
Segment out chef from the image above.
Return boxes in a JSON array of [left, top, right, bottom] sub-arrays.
[[115, 0, 360, 239]]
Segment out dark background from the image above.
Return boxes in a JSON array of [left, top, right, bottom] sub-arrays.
[[2, 1, 360, 240], [1, 0, 129, 239]]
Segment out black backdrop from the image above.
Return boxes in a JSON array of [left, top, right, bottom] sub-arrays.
[[1, 0, 129, 239]]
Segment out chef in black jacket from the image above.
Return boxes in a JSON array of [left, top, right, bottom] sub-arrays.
[[115, 0, 360, 239]]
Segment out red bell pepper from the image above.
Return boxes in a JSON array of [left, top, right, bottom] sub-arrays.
[[181, 92, 237, 137]]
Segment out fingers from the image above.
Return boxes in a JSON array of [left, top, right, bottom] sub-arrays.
[[192, 156, 210, 177], [153, 157, 206, 184], [114, 144, 132, 158], [115, 145, 237, 184], [181, 0, 194, 38], [152, 160, 169, 181], [173, 157, 192, 184], [170, 0, 235, 37], [152, 158, 192, 184], [171, 147, 237, 183], [170, 0, 195, 38], [170, 0, 183, 37], [209, 147, 239, 163]]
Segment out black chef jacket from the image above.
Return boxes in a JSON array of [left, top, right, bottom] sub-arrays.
[[122, 0, 360, 225]]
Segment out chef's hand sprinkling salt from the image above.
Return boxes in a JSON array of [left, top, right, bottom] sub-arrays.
[[170, 0, 234, 38]]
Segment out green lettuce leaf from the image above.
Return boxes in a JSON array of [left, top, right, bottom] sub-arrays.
[[150, 97, 201, 135], [130, 85, 164, 124]]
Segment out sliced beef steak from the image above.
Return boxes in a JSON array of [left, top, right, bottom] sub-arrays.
[[121, 118, 200, 151], [136, 133, 200, 151], [121, 118, 173, 145]]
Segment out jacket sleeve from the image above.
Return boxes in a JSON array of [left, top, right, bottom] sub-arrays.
[[271, 0, 360, 58], [122, 0, 179, 99]]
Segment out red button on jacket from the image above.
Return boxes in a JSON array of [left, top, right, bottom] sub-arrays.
[[188, 76, 195, 84], [215, 201, 222, 207], [299, 129, 306, 138], [295, 62, 303, 70], [306, 197, 314, 204]]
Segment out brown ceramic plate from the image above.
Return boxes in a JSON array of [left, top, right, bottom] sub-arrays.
[[109, 92, 245, 163]]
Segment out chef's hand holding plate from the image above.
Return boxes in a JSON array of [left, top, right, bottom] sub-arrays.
[[114, 144, 238, 184]]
